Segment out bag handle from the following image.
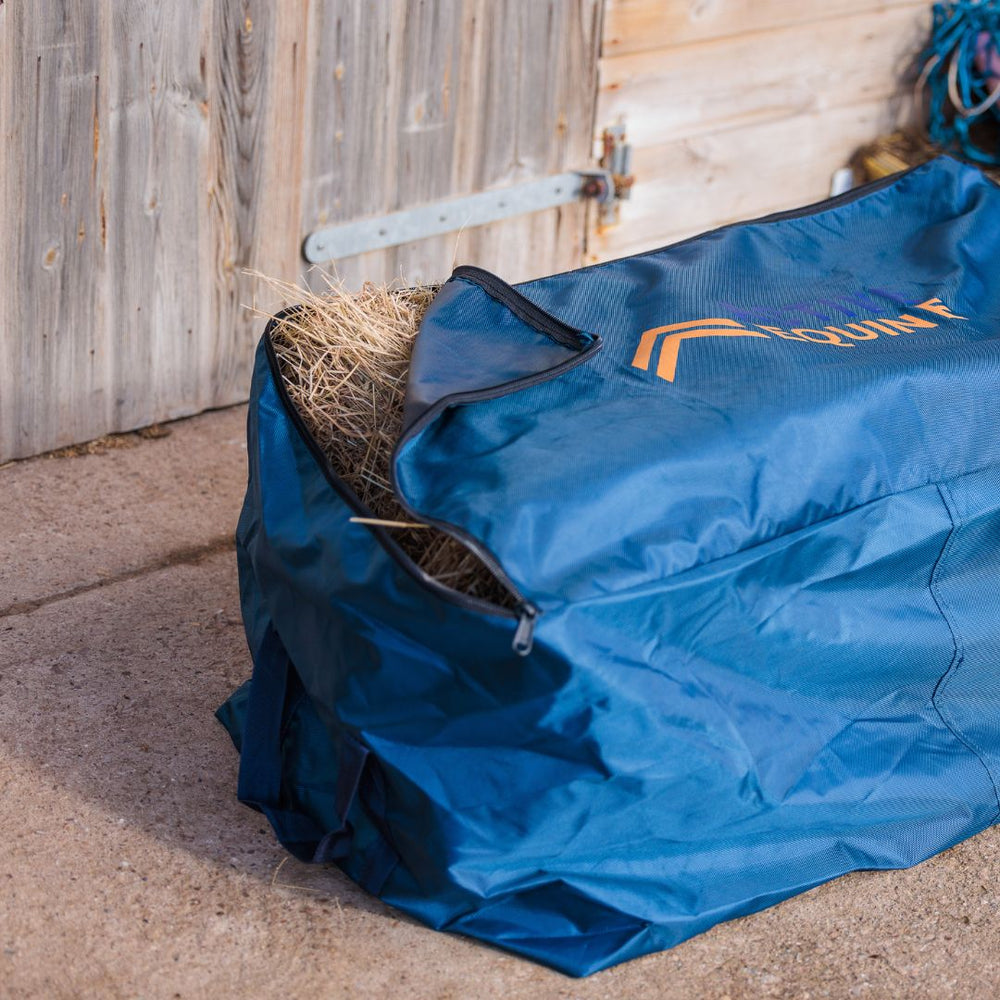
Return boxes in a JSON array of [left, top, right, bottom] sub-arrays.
[[237, 624, 327, 857], [237, 623, 393, 887]]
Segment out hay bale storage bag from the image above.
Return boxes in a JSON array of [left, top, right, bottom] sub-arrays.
[[218, 157, 1000, 976]]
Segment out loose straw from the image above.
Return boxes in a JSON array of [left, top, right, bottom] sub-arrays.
[[253, 273, 516, 609]]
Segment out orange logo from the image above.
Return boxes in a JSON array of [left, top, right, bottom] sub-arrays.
[[631, 319, 770, 382], [631, 298, 967, 383]]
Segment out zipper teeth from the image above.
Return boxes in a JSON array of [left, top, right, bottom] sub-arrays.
[[391, 338, 605, 608], [400, 339, 604, 440], [404, 508, 528, 608], [262, 322, 521, 621], [452, 265, 589, 349]]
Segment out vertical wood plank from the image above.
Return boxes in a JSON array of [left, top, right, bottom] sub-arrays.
[[0, 1, 313, 461], [99, 2, 215, 428], [206, 0, 284, 407], [243, 2, 311, 321], [1, 2, 108, 459], [458, 0, 603, 283]]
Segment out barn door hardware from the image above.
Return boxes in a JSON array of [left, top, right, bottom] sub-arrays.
[[597, 121, 634, 227], [303, 169, 621, 264]]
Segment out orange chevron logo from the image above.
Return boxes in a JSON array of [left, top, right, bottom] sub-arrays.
[[632, 298, 968, 384], [631, 319, 771, 382]]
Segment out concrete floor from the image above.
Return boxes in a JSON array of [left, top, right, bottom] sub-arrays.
[[2, 405, 999, 999]]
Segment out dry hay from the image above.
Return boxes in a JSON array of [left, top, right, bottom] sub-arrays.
[[261, 275, 517, 609], [851, 128, 1000, 184], [42, 422, 172, 461]]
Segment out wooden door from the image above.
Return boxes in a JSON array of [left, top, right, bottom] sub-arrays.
[[0, 1, 603, 462]]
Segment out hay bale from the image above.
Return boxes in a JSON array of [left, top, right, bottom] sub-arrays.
[[263, 277, 517, 609]]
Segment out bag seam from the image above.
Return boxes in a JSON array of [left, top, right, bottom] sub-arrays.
[[929, 478, 1000, 820]]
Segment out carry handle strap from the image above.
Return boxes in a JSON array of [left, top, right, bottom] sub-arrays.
[[237, 624, 326, 856], [237, 622, 398, 890], [237, 624, 368, 864]]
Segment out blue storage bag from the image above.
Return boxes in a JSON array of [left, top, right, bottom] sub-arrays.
[[218, 156, 1000, 976]]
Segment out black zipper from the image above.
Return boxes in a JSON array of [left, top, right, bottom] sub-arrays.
[[389, 339, 605, 649], [517, 158, 935, 287], [451, 264, 593, 349], [262, 322, 536, 644], [387, 271, 604, 656], [389, 337, 604, 655]]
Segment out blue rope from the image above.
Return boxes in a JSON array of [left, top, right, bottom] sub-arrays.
[[919, 1, 1000, 165]]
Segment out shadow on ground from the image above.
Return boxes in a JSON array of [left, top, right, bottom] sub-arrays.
[[0, 551, 392, 920], [3, 502, 1000, 998]]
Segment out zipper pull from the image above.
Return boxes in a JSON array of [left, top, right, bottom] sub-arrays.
[[512, 604, 537, 657]]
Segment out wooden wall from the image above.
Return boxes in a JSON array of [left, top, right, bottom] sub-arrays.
[[592, 0, 931, 261], [304, 1, 602, 292], [1, 2, 300, 462], [2, 1, 932, 461], [0, 1, 602, 462]]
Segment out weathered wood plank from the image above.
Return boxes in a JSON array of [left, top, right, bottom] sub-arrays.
[[98, 2, 218, 429], [204, 0, 309, 408], [604, 0, 927, 57], [301, 0, 466, 288], [0, 2, 108, 459], [599, 5, 929, 148], [240, 5, 311, 329], [0, 1, 314, 461], [589, 98, 904, 261], [459, 0, 603, 283], [301, 0, 602, 289]]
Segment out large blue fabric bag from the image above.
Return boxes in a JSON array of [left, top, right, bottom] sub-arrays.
[[218, 157, 1000, 976]]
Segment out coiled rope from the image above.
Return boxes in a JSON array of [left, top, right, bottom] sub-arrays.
[[918, 1, 1000, 165]]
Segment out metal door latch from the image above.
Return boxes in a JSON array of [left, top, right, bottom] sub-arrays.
[[597, 122, 634, 227]]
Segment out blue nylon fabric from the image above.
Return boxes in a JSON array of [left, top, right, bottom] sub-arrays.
[[219, 157, 1000, 976]]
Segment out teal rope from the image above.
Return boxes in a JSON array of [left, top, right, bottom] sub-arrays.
[[919, 1, 1000, 165]]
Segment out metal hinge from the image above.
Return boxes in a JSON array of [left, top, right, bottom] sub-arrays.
[[303, 164, 630, 265]]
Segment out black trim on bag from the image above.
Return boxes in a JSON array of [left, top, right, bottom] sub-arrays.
[[388, 270, 605, 627], [261, 317, 524, 623], [390, 337, 604, 600], [451, 264, 593, 349]]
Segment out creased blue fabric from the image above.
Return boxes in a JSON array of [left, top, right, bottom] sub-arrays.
[[219, 157, 1000, 976]]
